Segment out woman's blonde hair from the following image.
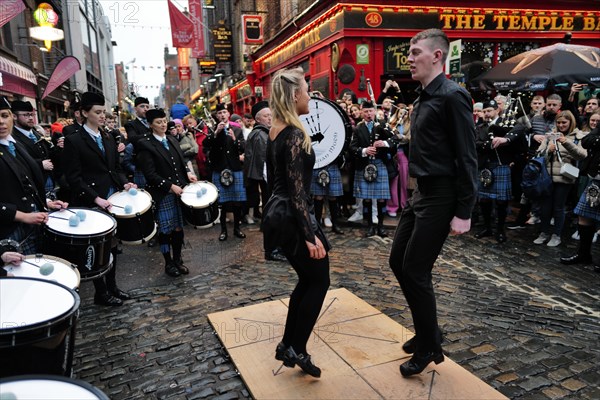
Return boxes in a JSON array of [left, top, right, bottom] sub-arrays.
[[555, 110, 576, 135], [270, 67, 311, 153]]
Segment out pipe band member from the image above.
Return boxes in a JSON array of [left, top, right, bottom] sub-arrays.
[[137, 108, 197, 277], [204, 103, 247, 241], [63, 92, 135, 307]]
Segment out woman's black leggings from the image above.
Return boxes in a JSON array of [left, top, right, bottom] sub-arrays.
[[281, 240, 330, 355]]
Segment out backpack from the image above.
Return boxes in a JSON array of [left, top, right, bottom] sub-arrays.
[[521, 155, 553, 199]]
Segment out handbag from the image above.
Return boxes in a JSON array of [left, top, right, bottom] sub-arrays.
[[317, 169, 330, 187], [555, 146, 579, 180], [479, 168, 494, 188], [261, 194, 297, 249], [220, 169, 234, 187], [364, 162, 378, 182]]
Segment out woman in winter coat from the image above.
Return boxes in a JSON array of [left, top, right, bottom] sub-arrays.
[[533, 110, 587, 247]]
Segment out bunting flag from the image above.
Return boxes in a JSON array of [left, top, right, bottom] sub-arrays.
[[167, 0, 194, 48], [188, 0, 205, 58], [0, 0, 26, 28], [42, 56, 81, 99]]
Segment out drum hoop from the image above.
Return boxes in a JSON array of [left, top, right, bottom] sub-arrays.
[[181, 181, 219, 208], [21, 254, 81, 287], [45, 209, 117, 238], [0, 375, 109, 400], [107, 189, 153, 219], [0, 277, 80, 336]]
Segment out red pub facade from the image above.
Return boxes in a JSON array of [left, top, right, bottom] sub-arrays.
[[228, 0, 599, 114]]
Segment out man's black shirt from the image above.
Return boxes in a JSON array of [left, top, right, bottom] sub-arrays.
[[408, 73, 478, 219]]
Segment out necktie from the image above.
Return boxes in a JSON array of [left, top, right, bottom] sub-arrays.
[[94, 135, 105, 154], [28, 132, 37, 142], [161, 138, 170, 151], [7, 142, 16, 157], [367, 121, 374, 133], [140, 118, 149, 128]]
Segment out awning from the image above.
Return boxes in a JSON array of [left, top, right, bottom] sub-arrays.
[[0, 56, 37, 85], [190, 88, 202, 102]]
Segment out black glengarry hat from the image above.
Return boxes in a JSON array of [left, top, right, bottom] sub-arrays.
[[11, 100, 34, 113], [251, 101, 269, 119], [80, 92, 105, 108], [215, 103, 227, 112], [135, 97, 150, 107], [146, 108, 166, 124], [0, 96, 11, 111]]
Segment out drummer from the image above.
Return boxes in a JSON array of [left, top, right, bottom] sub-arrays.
[[136, 109, 197, 277], [63, 92, 136, 307], [204, 103, 247, 241], [0, 96, 68, 254], [0, 244, 24, 277]]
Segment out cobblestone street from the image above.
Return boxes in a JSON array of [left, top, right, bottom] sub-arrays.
[[73, 219, 599, 399]]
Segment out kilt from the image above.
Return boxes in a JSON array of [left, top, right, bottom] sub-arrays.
[[213, 170, 247, 203], [311, 164, 343, 197], [353, 158, 390, 200], [574, 180, 600, 222], [44, 176, 54, 195], [478, 164, 512, 201], [7, 224, 39, 255], [133, 169, 147, 188], [157, 193, 184, 235]]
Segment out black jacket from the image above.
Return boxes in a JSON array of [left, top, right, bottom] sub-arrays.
[[136, 135, 190, 206], [0, 141, 46, 238], [124, 118, 150, 143], [12, 127, 56, 183], [62, 122, 82, 137], [63, 129, 128, 206], [204, 125, 245, 172], [475, 118, 516, 167], [580, 127, 600, 177], [350, 121, 397, 170], [244, 124, 268, 182]]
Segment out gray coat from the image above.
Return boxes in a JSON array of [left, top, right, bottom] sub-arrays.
[[244, 124, 269, 182]]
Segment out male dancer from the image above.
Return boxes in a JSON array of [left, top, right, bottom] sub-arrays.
[[388, 29, 477, 377]]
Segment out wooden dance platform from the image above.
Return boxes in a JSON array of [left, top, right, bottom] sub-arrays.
[[208, 288, 507, 399]]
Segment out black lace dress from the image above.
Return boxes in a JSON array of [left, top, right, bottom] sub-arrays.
[[265, 126, 330, 253]]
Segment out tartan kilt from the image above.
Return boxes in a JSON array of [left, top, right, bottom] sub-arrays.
[[478, 164, 512, 201], [133, 169, 147, 188], [574, 180, 600, 221], [7, 224, 40, 255], [353, 159, 390, 200], [157, 193, 184, 234], [212, 170, 247, 203], [311, 164, 343, 197]]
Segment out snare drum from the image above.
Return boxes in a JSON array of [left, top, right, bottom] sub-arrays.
[[107, 189, 157, 244], [3, 254, 80, 290], [43, 208, 116, 281], [181, 181, 220, 228], [0, 277, 80, 378], [0, 375, 109, 399]]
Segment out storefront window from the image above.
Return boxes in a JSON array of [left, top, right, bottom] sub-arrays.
[[461, 41, 495, 83], [498, 42, 541, 63]]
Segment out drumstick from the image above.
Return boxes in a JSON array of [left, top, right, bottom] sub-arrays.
[[49, 215, 69, 221], [111, 204, 125, 209], [20, 259, 55, 275], [65, 209, 77, 215]]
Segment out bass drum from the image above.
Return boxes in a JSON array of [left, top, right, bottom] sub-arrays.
[[300, 96, 353, 169]]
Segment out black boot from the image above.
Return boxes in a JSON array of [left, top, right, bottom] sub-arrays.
[[364, 201, 375, 237], [475, 201, 493, 239], [329, 199, 344, 234], [219, 208, 228, 241], [376, 201, 387, 238], [561, 224, 594, 264], [496, 201, 507, 243], [233, 206, 246, 239], [107, 248, 130, 300], [171, 230, 188, 274]]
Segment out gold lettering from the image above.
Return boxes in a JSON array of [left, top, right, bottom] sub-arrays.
[[508, 15, 521, 30], [549, 17, 563, 30], [439, 14, 454, 29], [582, 17, 600, 31], [493, 15, 508, 29], [455, 14, 471, 29], [562, 17, 574, 30], [521, 16, 537, 30], [473, 14, 485, 29], [538, 16, 552, 30]]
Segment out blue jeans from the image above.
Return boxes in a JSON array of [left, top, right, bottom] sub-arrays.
[[540, 182, 573, 236]]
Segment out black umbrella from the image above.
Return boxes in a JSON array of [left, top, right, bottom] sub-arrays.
[[475, 43, 600, 91]]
